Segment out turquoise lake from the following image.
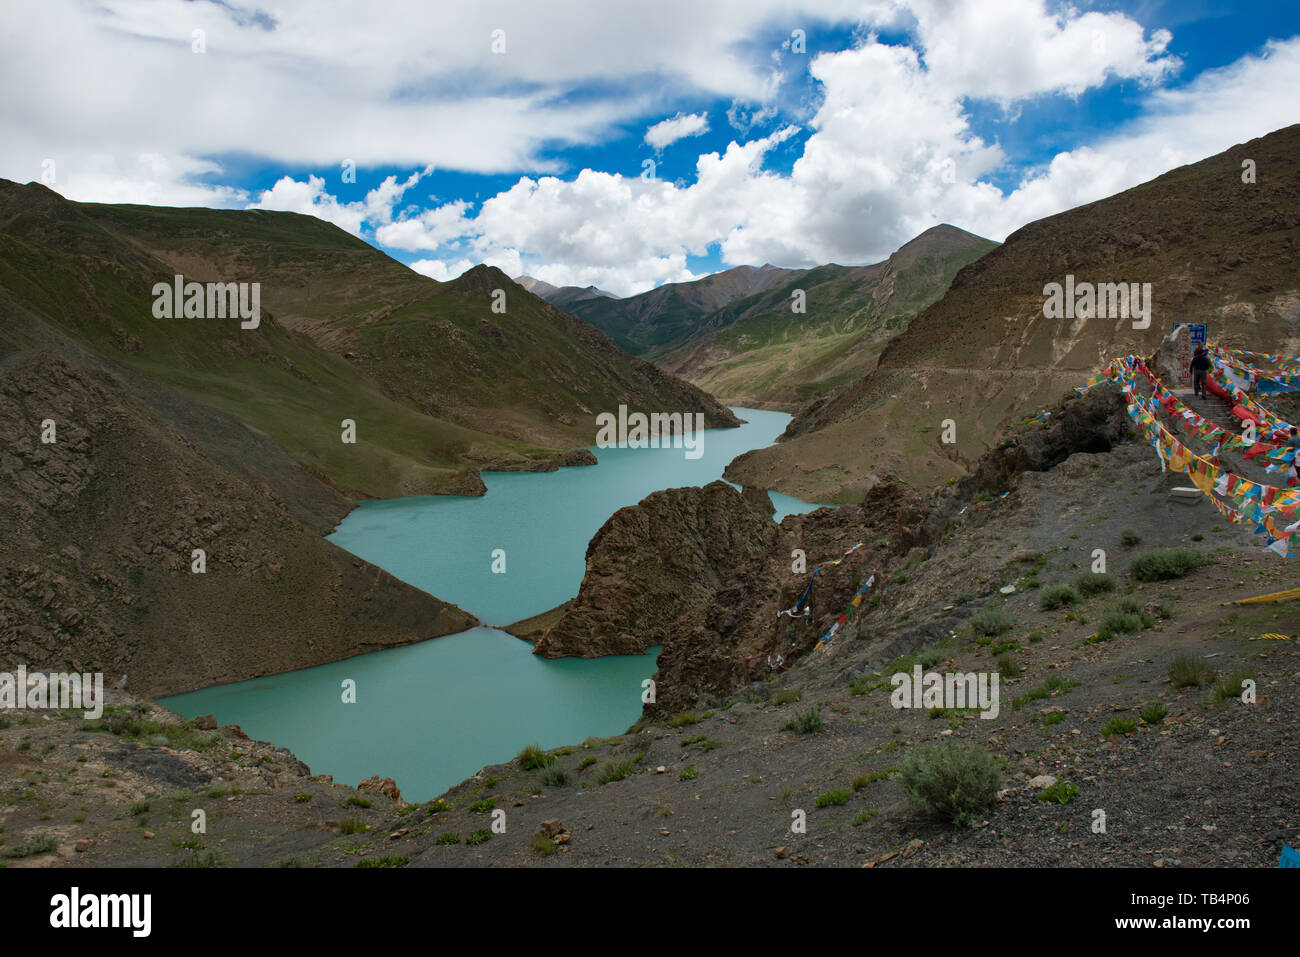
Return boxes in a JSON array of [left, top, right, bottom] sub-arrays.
[[163, 408, 820, 800]]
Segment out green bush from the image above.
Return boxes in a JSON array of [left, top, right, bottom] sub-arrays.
[[679, 765, 698, 782], [996, 654, 1023, 678], [1120, 529, 1141, 549], [355, 855, 408, 868], [1212, 671, 1254, 702], [897, 741, 1003, 828], [466, 829, 493, 846], [1169, 654, 1215, 688], [669, 710, 700, 728], [516, 744, 554, 770], [969, 607, 1013, 637], [1130, 548, 1205, 582], [783, 706, 824, 734], [815, 788, 853, 808], [596, 758, 637, 784], [1139, 703, 1168, 724], [851, 809, 879, 826], [1039, 584, 1080, 610], [529, 832, 556, 857], [1100, 716, 1137, 737], [345, 795, 371, 808], [539, 764, 570, 788], [2, 834, 57, 859], [339, 816, 366, 835], [435, 832, 460, 845], [769, 688, 802, 706], [1037, 781, 1079, 805], [1073, 572, 1116, 596], [1100, 609, 1142, 635]]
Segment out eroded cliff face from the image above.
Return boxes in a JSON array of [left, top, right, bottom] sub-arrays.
[[532, 482, 781, 661], [532, 479, 954, 712]]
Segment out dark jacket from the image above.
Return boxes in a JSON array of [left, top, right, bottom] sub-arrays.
[[1190, 353, 1212, 373]]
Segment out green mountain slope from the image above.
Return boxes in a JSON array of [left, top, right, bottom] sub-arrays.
[[0, 180, 738, 500], [562, 263, 802, 355], [657, 225, 998, 408]]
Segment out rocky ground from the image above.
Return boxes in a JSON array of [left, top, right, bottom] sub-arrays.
[[5, 386, 1296, 868]]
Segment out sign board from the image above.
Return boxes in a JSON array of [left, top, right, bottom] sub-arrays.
[[1188, 323, 1207, 345]]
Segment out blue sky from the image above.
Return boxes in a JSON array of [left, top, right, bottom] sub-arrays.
[[3, 0, 1298, 295]]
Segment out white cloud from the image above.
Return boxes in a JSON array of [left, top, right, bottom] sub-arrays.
[[645, 112, 711, 150], [903, 0, 1179, 103], [247, 168, 428, 236], [4, 0, 1292, 299]]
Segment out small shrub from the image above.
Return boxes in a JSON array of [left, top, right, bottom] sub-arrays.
[[815, 788, 852, 808], [129, 801, 151, 816], [466, 829, 492, 846], [915, 646, 946, 669], [345, 795, 371, 808], [435, 832, 460, 845], [355, 855, 409, 868], [1100, 609, 1142, 635], [783, 706, 824, 734], [1139, 703, 1168, 725], [1073, 572, 1116, 596], [516, 744, 554, 770], [679, 765, 698, 782], [529, 831, 556, 857], [2, 834, 58, 859], [897, 741, 1003, 827], [851, 809, 879, 826], [669, 710, 700, 728], [1169, 655, 1215, 688], [1120, 529, 1141, 549], [1212, 671, 1254, 703], [468, 797, 495, 813], [996, 654, 1022, 678], [577, 756, 596, 771], [1039, 584, 1080, 611], [1100, 716, 1137, 737], [294, 793, 312, 803], [1040, 711, 1066, 727], [339, 816, 366, 835], [769, 688, 802, 706], [539, 764, 570, 788], [596, 758, 637, 785], [969, 607, 1013, 637], [1130, 548, 1205, 582], [1037, 781, 1079, 804]]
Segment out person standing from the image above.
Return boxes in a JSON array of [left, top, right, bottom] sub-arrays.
[[1190, 346, 1212, 399]]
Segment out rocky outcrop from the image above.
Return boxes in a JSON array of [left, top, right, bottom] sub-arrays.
[[533, 482, 780, 659], [532, 479, 954, 712], [956, 383, 1130, 499]]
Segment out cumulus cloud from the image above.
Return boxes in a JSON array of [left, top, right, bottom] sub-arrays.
[[4, 0, 1293, 297], [247, 168, 428, 236], [645, 113, 711, 150]]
